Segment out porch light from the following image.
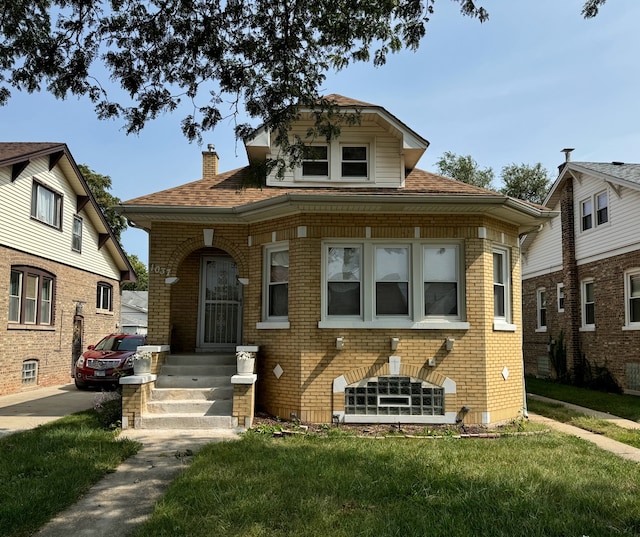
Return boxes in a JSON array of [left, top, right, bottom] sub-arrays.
[[335, 337, 344, 350], [390, 337, 400, 351]]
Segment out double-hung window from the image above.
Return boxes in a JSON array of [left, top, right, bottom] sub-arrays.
[[536, 288, 547, 331], [557, 283, 565, 312], [375, 247, 409, 316], [624, 269, 640, 329], [265, 245, 289, 319], [596, 191, 608, 225], [493, 248, 514, 331], [72, 215, 83, 252], [581, 199, 593, 231], [96, 282, 113, 312], [424, 246, 459, 316], [8, 267, 55, 326], [301, 145, 329, 179], [327, 246, 362, 316], [581, 279, 595, 329], [31, 180, 62, 229], [581, 190, 608, 232], [341, 145, 368, 179]]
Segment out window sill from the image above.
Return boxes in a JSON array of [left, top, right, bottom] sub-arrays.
[[493, 321, 517, 332], [535, 327, 548, 333], [318, 320, 470, 330], [7, 324, 55, 331], [579, 326, 595, 332], [622, 325, 640, 331], [256, 321, 291, 330], [96, 309, 114, 315]]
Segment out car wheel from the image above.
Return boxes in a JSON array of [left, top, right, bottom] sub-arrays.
[[75, 379, 89, 390]]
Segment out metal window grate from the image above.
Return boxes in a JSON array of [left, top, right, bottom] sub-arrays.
[[536, 355, 551, 378], [345, 376, 444, 416]]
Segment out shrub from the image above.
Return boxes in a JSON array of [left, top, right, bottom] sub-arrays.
[[93, 390, 123, 430]]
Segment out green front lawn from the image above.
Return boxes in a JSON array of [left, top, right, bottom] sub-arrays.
[[0, 411, 140, 537], [131, 432, 640, 537]]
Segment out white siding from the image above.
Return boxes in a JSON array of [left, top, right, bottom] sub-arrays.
[[0, 157, 121, 280], [521, 205, 562, 279], [265, 120, 402, 187], [574, 175, 640, 264]]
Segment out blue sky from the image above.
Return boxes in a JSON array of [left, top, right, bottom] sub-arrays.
[[2, 0, 639, 263]]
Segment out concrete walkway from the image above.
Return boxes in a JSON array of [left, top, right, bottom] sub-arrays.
[[0, 384, 241, 537]]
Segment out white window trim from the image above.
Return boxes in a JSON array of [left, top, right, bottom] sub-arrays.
[[580, 278, 595, 331], [294, 137, 376, 183], [580, 189, 609, 233], [96, 282, 113, 313], [72, 215, 83, 253], [623, 268, 640, 331], [557, 283, 565, 313], [319, 240, 467, 330], [536, 287, 547, 332], [298, 143, 330, 181], [493, 247, 514, 331], [258, 242, 291, 329]]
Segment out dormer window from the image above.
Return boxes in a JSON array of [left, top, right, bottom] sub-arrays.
[[302, 145, 329, 178], [341, 145, 368, 178], [294, 138, 374, 183]]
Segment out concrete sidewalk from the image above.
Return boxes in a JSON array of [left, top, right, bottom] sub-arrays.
[[527, 393, 640, 463]]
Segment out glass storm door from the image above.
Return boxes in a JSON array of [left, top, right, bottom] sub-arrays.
[[198, 256, 242, 349]]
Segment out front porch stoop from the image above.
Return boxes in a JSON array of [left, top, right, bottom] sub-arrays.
[[139, 353, 239, 430]]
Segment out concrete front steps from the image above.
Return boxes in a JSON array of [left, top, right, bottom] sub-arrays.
[[138, 353, 239, 429]]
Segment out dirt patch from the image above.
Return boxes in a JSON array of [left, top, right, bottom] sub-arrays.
[[250, 413, 539, 438]]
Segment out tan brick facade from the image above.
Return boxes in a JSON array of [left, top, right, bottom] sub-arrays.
[[147, 213, 525, 425], [0, 245, 121, 395]]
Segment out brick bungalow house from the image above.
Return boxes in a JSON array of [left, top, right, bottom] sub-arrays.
[[0, 143, 136, 396], [118, 95, 556, 426], [522, 151, 640, 393]]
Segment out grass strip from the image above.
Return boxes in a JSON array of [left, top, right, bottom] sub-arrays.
[[525, 376, 640, 421], [0, 410, 140, 537], [131, 432, 640, 537], [528, 398, 640, 450]]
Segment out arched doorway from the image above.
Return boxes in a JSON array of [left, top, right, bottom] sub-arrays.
[[197, 255, 242, 351]]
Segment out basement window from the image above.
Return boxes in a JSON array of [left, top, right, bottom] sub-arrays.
[[345, 376, 444, 416]]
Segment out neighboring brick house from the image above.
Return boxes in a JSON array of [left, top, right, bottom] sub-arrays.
[[0, 143, 136, 395], [119, 95, 555, 425], [521, 152, 640, 394]]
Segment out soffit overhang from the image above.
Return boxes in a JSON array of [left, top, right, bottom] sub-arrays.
[[119, 194, 557, 235]]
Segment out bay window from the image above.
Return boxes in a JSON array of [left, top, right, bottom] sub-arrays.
[[321, 241, 465, 328]]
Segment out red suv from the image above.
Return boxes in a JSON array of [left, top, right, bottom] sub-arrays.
[[74, 334, 146, 389]]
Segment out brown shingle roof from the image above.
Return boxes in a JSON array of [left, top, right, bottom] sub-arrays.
[[122, 166, 504, 209], [0, 142, 65, 165]]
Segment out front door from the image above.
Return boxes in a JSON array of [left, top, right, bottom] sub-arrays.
[[198, 256, 242, 350]]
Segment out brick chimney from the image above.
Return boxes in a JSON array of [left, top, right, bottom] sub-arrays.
[[202, 144, 219, 179]]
